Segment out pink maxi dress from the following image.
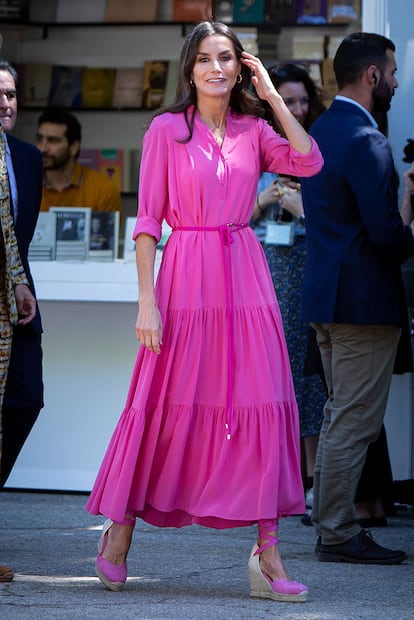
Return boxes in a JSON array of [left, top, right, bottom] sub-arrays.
[[86, 107, 323, 529]]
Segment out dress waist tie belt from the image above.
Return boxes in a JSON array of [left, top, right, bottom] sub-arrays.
[[173, 223, 249, 440]]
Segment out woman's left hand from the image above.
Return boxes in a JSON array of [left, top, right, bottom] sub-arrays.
[[240, 51, 279, 102]]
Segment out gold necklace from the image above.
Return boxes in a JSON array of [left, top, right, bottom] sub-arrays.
[[200, 114, 226, 146], [208, 123, 226, 147]]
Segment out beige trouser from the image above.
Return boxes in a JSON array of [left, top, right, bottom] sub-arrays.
[[311, 322, 401, 545]]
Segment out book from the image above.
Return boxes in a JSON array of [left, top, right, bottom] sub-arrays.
[[55, 0, 107, 22], [142, 60, 169, 110], [88, 210, 120, 261], [0, 0, 29, 22], [264, 0, 297, 24], [50, 207, 91, 261], [327, 0, 360, 24], [296, 0, 328, 24], [320, 58, 338, 105], [28, 211, 57, 261], [233, 0, 265, 24], [173, 0, 212, 21], [123, 216, 170, 255], [81, 67, 116, 108], [214, 0, 233, 23], [78, 148, 127, 192], [97, 149, 125, 192], [129, 148, 141, 193], [105, 0, 159, 22], [112, 67, 144, 109], [163, 60, 179, 106], [48, 65, 83, 108], [16, 63, 53, 107], [122, 216, 137, 261], [77, 149, 100, 171], [29, 0, 58, 22]]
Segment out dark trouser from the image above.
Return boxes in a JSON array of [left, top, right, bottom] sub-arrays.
[[0, 326, 43, 487], [311, 323, 400, 545], [355, 424, 394, 511]]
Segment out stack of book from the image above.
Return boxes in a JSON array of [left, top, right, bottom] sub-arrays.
[[28, 212, 57, 261], [50, 207, 92, 261], [89, 211, 120, 261], [29, 207, 122, 262]]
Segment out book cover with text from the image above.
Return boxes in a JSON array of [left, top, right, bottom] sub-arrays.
[[48, 65, 83, 108], [112, 67, 144, 108], [98, 149, 125, 192], [81, 67, 116, 108], [88, 210, 120, 261], [142, 60, 169, 110], [233, 0, 265, 24], [296, 0, 328, 24], [264, 0, 297, 24]]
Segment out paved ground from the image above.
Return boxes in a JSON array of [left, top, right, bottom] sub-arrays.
[[1, 490, 413, 619]]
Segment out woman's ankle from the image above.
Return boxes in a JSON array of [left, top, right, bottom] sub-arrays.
[[103, 523, 134, 565]]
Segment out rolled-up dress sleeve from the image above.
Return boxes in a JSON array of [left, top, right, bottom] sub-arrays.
[[259, 119, 324, 178], [132, 117, 169, 242]]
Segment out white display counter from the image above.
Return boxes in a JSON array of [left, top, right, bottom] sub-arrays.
[[5, 256, 162, 491]]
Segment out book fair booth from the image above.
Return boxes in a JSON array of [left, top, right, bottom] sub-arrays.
[[1, 0, 413, 492]]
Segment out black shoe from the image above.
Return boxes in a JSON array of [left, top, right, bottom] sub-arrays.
[[301, 512, 313, 527], [319, 530, 407, 564]]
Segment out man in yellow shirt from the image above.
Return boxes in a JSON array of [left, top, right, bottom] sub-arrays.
[[36, 110, 122, 216]]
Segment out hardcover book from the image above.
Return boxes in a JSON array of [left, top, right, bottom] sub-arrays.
[[105, 0, 159, 22], [112, 67, 144, 109], [16, 63, 53, 107], [78, 148, 127, 192], [173, 0, 212, 21], [233, 0, 265, 24], [142, 60, 169, 110], [88, 210, 120, 261], [81, 67, 116, 108], [50, 207, 91, 261], [48, 65, 83, 108], [214, 0, 233, 23], [97, 149, 125, 192], [296, 0, 328, 24], [264, 0, 297, 24], [163, 60, 179, 106], [0, 0, 29, 22], [129, 148, 141, 193], [122, 216, 137, 261], [55, 0, 107, 22], [28, 211, 57, 261], [327, 0, 360, 23]]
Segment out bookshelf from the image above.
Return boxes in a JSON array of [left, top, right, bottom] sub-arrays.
[[3, 8, 351, 221]]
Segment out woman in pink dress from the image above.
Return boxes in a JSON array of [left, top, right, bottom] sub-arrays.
[[86, 21, 323, 603]]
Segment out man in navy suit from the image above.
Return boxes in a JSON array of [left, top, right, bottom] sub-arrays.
[[301, 33, 414, 564], [0, 57, 43, 492]]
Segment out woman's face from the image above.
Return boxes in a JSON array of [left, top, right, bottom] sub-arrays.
[[190, 34, 241, 102], [278, 81, 310, 126]]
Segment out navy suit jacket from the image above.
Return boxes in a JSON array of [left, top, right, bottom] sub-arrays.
[[301, 98, 414, 326], [8, 133, 43, 334]]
